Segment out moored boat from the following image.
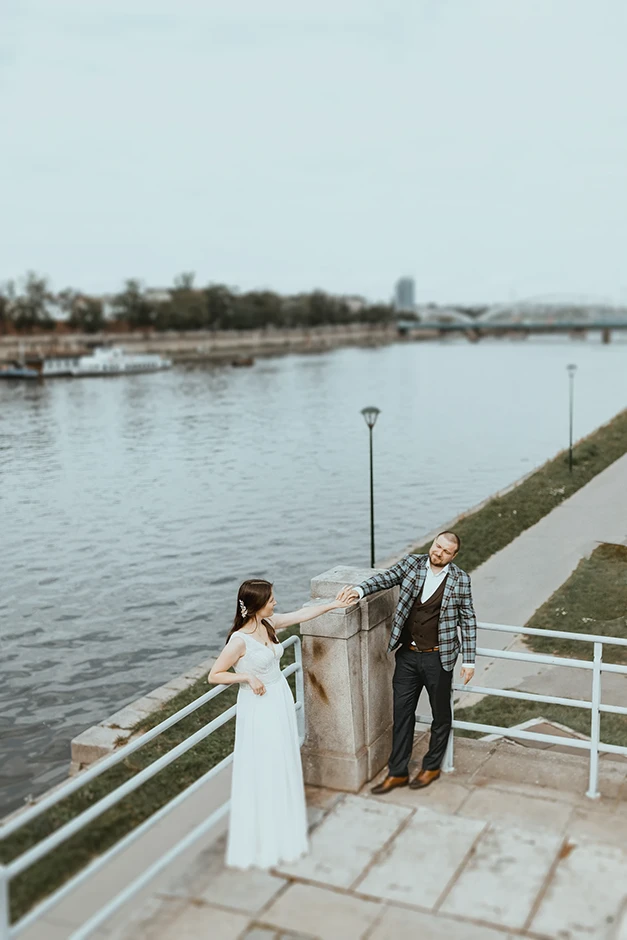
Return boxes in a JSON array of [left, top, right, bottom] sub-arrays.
[[0, 362, 40, 380], [69, 347, 172, 376], [29, 354, 83, 377]]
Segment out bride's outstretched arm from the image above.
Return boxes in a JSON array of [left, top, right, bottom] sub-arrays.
[[272, 592, 354, 630]]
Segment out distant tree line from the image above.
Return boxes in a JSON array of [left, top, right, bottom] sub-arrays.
[[0, 272, 398, 335]]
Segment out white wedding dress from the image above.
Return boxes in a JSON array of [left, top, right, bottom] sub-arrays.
[[225, 631, 309, 869]]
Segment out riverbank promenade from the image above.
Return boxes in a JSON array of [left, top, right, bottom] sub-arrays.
[[111, 452, 627, 939], [9, 450, 627, 939], [109, 736, 627, 940], [457, 450, 627, 708]]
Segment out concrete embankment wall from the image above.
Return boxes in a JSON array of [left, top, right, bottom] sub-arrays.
[[0, 323, 416, 363]]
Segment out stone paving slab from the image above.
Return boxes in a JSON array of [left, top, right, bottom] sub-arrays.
[[367, 777, 471, 816], [242, 928, 311, 940], [275, 794, 410, 889], [465, 775, 586, 807], [368, 904, 516, 940], [134, 898, 252, 940], [469, 738, 627, 799], [199, 867, 287, 914], [260, 882, 383, 940], [530, 839, 627, 939], [459, 784, 573, 833], [501, 718, 591, 756], [568, 804, 627, 850], [441, 823, 563, 930], [355, 805, 485, 909]]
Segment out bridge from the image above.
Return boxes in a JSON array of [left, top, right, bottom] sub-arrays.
[[399, 298, 627, 342]]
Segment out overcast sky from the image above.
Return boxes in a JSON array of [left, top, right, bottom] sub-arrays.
[[2, 0, 627, 304]]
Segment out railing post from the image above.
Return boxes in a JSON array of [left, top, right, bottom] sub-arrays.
[[587, 641, 603, 799], [0, 864, 10, 940], [442, 690, 455, 773], [294, 637, 305, 745]]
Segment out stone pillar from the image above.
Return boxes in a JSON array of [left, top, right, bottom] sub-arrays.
[[300, 565, 397, 792]]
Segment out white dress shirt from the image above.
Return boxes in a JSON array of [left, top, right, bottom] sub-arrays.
[[420, 561, 450, 603]]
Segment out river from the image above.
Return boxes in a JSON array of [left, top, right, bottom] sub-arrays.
[[1, 336, 626, 815]]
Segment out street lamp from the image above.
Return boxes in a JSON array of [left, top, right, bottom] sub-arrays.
[[567, 364, 577, 473], [361, 406, 380, 568]]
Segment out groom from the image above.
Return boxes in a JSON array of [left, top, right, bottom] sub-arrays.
[[337, 531, 477, 792]]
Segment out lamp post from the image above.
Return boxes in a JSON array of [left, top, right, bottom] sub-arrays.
[[361, 406, 380, 568], [567, 363, 577, 473]]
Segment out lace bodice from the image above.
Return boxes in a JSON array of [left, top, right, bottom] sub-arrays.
[[231, 631, 284, 688]]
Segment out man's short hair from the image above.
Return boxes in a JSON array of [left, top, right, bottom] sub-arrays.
[[437, 531, 460, 552]]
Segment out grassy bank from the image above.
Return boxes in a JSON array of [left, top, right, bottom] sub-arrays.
[[455, 543, 627, 745], [0, 632, 299, 922], [413, 407, 627, 573]]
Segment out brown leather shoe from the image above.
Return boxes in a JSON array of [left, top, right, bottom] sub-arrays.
[[409, 768, 441, 789], [371, 775, 409, 795]]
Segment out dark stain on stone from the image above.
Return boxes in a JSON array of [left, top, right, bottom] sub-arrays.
[[308, 670, 329, 705], [311, 639, 326, 661], [558, 840, 576, 861]]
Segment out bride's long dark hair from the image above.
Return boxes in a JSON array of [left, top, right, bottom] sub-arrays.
[[226, 579, 279, 645]]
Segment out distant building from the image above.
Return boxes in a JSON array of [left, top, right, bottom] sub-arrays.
[[393, 277, 416, 313], [343, 295, 368, 313], [144, 288, 172, 305]]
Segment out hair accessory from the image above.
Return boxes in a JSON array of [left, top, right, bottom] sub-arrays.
[[239, 599, 248, 618]]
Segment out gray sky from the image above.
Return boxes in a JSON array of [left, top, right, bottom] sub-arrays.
[[2, 0, 627, 304]]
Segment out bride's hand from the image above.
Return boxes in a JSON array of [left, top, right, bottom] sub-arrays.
[[335, 585, 359, 605], [248, 676, 266, 696]]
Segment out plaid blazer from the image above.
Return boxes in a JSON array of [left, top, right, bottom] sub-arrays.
[[358, 554, 477, 671]]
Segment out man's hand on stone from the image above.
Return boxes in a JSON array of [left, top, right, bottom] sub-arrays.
[[460, 666, 475, 685]]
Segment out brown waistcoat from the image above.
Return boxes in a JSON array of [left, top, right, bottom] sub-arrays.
[[402, 575, 448, 650]]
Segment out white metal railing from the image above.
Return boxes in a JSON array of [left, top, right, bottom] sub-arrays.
[[416, 622, 627, 800], [0, 635, 304, 940]]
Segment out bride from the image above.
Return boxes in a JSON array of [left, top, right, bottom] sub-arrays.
[[208, 578, 351, 870]]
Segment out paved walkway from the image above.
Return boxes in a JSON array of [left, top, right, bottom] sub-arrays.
[[454, 451, 627, 708], [114, 736, 627, 940]]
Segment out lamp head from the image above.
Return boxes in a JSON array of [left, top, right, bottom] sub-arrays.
[[567, 363, 577, 377], [361, 406, 380, 429]]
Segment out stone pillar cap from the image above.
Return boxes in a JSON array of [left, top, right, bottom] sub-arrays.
[[311, 565, 384, 598]]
